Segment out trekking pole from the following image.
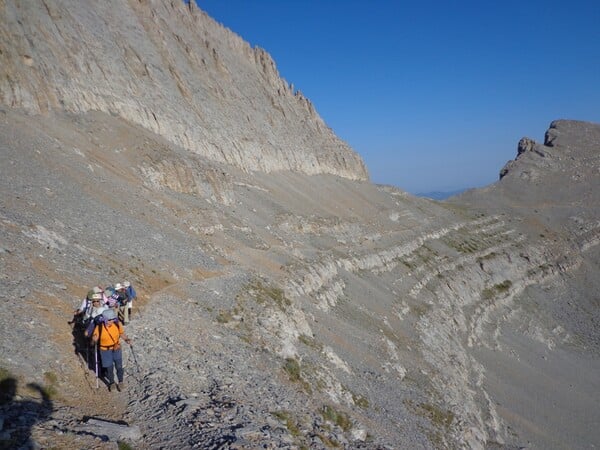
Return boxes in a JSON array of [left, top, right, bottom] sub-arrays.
[[129, 344, 141, 373], [94, 343, 99, 389]]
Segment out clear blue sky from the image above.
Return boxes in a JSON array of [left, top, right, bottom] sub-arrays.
[[195, 1, 600, 194]]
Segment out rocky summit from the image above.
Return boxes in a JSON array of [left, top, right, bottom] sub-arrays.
[[0, 1, 598, 449]]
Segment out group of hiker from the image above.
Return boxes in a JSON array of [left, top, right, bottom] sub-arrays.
[[71, 281, 137, 392]]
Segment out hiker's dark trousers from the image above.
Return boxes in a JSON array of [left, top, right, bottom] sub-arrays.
[[100, 348, 124, 385]]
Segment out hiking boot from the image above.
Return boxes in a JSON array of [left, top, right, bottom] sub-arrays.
[[107, 383, 114, 392], [115, 383, 122, 392]]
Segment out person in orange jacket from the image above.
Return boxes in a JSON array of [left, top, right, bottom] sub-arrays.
[[91, 308, 132, 392]]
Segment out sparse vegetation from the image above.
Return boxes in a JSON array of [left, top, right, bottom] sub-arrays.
[[38, 371, 59, 399], [251, 280, 291, 311], [282, 358, 312, 393], [321, 404, 352, 432], [495, 279, 512, 293], [271, 410, 301, 437], [216, 310, 233, 323], [316, 432, 341, 448], [411, 302, 431, 317], [44, 371, 58, 385], [351, 392, 370, 409], [482, 279, 513, 300], [298, 334, 323, 351], [283, 358, 301, 382], [442, 234, 487, 254], [419, 402, 455, 429]]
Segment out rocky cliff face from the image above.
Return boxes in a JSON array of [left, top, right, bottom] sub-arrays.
[[0, 0, 367, 180], [1, 2, 599, 450]]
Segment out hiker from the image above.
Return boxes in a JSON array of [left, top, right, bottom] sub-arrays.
[[71, 286, 104, 323], [104, 286, 120, 309], [123, 280, 136, 320], [84, 293, 107, 321], [114, 282, 130, 324], [91, 308, 132, 392], [83, 293, 107, 337]]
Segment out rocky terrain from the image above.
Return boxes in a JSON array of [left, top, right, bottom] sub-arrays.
[[1, 1, 599, 449]]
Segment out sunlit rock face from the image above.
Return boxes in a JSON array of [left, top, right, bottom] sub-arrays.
[[0, 0, 367, 181]]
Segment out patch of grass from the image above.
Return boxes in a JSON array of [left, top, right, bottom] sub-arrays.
[[298, 334, 323, 351], [283, 358, 301, 382], [216, 304, 244, 325], [251, 280, 291, 311], [282, 358, 312, 393], [419, 402, 455, 429], [39, 371, 59, 399], [482, 279, 513, 300], [495, 279, 512, 293], [481, 288, 495, 300], [316, 432, 340, 448], [351, 393, 370, 409], [404, 399, 454, 447], [411, 302, 431, 317], [118, 442, 135, 450], [271, 410, 301, 437], [216, 310, 233, 323], [321, 405, 352, 432], [44, 371, 58, 385]]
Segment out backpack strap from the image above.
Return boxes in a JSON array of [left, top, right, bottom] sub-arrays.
[[99, 322, 120, 350]]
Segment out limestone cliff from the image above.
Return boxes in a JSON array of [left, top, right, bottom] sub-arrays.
[[0, 0, 367, 180]]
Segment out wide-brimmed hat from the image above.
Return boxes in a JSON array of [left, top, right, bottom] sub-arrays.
[[114, 282, 125, 291]]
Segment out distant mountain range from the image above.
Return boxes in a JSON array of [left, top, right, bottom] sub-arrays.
[[415, 188, 469, 200]]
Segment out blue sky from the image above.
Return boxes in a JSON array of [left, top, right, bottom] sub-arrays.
[[196, 1, 600, 194]]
